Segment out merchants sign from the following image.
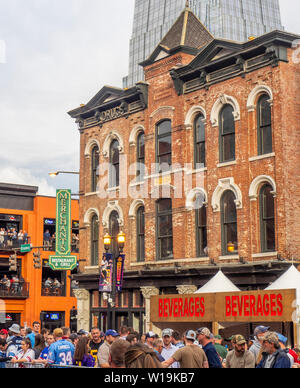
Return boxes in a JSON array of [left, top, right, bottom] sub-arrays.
[[49, 189, 77, 271]]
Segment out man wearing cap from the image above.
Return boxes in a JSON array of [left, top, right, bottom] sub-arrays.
[[6, 324, 23, 358], [213, 335, 228, 361], [225, 335, 255, 368], [249, 325, 270, 364], [97, 329, 119, 368], [0, 329, 8, 342], [257, 332, 291, 368], [276, 333, 296, 367], [145, 331, 156, 349], [161, 328, 178, 368], [197, 327, 222, 368], [162, 330, 208, 369]]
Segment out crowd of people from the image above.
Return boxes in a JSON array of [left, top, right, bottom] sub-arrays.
[[0, 275, 25, 295], [43, 230, 79, 253], [0, 228, 29, 249], [0, 322, 299, 369]]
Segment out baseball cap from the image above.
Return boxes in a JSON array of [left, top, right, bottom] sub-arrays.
[[105, 329, 119, 337], [77, 329, 89, 336], [8, 324, 20, 334], [197, 327, 211, 338], [276, 333, 287, 345], [254, 326, 270, 336], [0, 329, 8, 335], [233, 334, 246, 345], [162, 328, 173, 337], [185, 330, 197, 341], [145, 331, 156, 339], [69, 333, 78, 341]]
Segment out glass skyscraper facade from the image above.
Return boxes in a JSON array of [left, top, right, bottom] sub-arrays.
[[124, 0, 283, 87]]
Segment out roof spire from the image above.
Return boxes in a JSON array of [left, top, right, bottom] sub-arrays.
[[185, 0, 190, 9]]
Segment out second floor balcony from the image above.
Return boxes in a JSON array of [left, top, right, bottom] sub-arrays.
[[0, 281, 30, 299]]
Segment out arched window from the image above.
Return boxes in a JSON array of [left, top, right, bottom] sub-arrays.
[[90, 214, 99, 266], [156, 120, 172, 173], [136, 206, 145, 262], [109, 210, 120, 256], [109, 140, 120, 188], [137, 132, 145, 181], [156, 199, 173, 260], [91, 145, 99, 192], [257, 95, 272, 155], [219, 105, 235, 163], [221, 191, 238, 255], [194, 114, 206, 168], [195, 193, 207, 257], [259, 184, 275, 252]]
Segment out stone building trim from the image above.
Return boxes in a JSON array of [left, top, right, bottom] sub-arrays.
[[102, 130, 125, 157], [83, 207, 100, 226], [212, 177, 243, 212], [247, 84, 273, 112], [102, 201, 124, 228], [185, 187, 208, 210], [140, 286, 159, 333], [184, 105, 207, 128], [84, 138, 100, 157], [176, 285, 198, 294], [249, 175, 277, 201], [129, 125, 145, 146], [149, 106, 175, 120], [129, 199, 145, 218], [210, 94, 240, 127]]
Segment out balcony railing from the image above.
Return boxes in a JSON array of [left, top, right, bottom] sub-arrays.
[[0, 282, 29, 299], [0, 237, 30, 252]]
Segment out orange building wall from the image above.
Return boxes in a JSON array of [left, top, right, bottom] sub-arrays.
[[0, 195, 79, 329]]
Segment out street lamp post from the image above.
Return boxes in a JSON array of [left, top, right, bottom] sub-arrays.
[[102, 231, 126, 330], [49, 171, 80, 177]]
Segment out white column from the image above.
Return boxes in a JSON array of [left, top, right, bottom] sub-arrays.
[[73, 288, 90, 331], [140, 286, 159, 333]]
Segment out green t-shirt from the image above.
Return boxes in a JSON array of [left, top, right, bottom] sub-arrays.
[[214, 343, 228, 360]]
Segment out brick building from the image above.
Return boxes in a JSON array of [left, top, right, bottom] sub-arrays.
[[69, 8, 300, 334]]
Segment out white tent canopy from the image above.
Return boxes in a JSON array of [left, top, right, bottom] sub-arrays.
[[195, 270, 240, 294], [265, 265, 300, 301]]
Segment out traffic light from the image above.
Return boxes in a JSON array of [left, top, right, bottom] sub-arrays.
[[9, 254, 17, 272], [33, 251, 42, 269]]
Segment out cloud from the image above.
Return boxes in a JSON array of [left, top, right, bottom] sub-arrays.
[[0, 166, 57, 196]]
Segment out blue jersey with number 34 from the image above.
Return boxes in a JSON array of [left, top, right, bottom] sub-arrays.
[[48, 340, 75, 366]]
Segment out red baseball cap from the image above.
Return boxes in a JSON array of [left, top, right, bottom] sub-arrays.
[[0, 329, 8, 335]]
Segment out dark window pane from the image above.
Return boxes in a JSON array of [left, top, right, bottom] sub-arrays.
[[159, 237, 173, 259], [137, 207, 145, 262], [157, 199, 172, 213], [195, 115, 205, 142], [261, 126, 273, 154], [222, 134, 235, 161], [221, 105, 235, 134], [158, 120, 171, 135], [221, 191, 238, 254], [220, 105, 235, 162], [259, 95, 272, 127], [260, 184, 275, 252], [258, 95, 272, 155]]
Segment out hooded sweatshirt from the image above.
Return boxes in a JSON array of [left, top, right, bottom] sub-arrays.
[[249, 338, 261, 363]]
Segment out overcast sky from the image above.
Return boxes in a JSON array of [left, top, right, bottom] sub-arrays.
[[0, 0, 299, 196]]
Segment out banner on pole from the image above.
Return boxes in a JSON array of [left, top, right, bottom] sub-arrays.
[[99, 253, 113, 293], [116, 254, 125, 292]]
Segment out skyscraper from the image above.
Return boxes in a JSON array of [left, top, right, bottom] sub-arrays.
[[124, 0, 283, 87]]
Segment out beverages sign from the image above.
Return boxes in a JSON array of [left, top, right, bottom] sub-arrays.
[[151, 289, 296, 323], [49, 189, 77, 271]]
